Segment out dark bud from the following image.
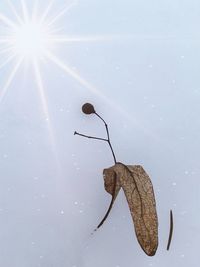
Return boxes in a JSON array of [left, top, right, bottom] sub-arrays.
[[82, 103, 95, 115]]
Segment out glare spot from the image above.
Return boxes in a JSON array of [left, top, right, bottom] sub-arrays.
[[12, 22, 51, 59]]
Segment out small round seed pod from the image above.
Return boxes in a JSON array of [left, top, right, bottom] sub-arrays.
[[82, 103, 95, 114]]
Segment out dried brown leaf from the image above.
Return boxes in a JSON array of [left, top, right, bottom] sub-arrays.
[[103, 168, 121, 198], [103, 162, 158, 256]]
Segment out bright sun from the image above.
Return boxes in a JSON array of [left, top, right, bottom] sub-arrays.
[[13, 21, 50, 58], [0, 0, 105, 102]]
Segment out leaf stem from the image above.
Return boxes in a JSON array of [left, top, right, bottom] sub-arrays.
[[74, 113, 117, 164], [95, 112, 117, 164], [74, 131, 107, 142]]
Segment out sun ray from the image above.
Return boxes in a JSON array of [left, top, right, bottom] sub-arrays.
[[45, 50, 107, 98], [6, 0, 24, 25], [0, 57, 23, 102], [49, 33, 200, 44], [33, 59, 57, 149], [39, 0, 54, 24], [0, 13, 17, 29], [49, 35, 119, 44], [33, 60, 51, 122], [33, 59, 61, 171], [20, 0, 29, 23], [0, 53, 16, 70], [32, 0, 39, 20], [47, 1, 76, 26], [0, 37, 13, 44], [0, 47, 13, 55]]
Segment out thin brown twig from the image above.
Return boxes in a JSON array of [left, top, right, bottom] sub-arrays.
[[167, 209, 173, 250], [95, 112, 117, 164], [74, 131, 107, 142]]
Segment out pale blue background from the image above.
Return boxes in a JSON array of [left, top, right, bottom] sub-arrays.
[[0, 0, 199, 266]]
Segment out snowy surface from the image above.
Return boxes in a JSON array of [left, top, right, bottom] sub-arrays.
[[0, 0, 200, 266]]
